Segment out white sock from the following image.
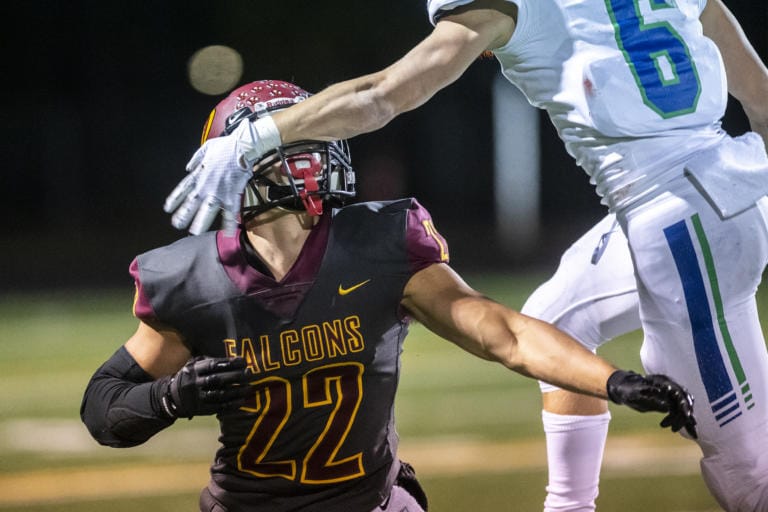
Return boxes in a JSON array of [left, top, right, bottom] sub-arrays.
[[542, 410, 611, 512]]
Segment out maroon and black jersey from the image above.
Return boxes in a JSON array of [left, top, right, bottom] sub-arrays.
[[130, 199, 448, 511]]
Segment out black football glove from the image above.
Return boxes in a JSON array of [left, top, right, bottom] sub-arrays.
[[607, 370, 697, 439], [155, 357, 251, 419]]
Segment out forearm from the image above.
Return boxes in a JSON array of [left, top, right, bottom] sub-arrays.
[[416, 292, 615, 398], [273, 73, 396, 144], [504, 314, 617, 398], [80, 346, 174, 448], [451, 304, 696, 435]]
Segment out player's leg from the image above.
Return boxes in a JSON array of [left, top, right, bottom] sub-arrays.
[[624, 183, 768, 512], [522, 214, 640, 512]]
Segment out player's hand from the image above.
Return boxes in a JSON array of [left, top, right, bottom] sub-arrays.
[[163, 133, 251, 236], [157, 357, 251, 419], [164, 116, 281, 236], [607, 370, 697, 439]]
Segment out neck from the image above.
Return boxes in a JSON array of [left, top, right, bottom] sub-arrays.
[[243, 209, 319, 281]]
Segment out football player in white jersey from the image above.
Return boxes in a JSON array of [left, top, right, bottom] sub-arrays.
[[163, 0, 768, 510]]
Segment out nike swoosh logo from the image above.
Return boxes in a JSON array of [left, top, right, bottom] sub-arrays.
[[338, 279, 371, 296]]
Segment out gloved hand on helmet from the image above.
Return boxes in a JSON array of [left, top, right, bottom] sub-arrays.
[[164, 116, 281, 236]]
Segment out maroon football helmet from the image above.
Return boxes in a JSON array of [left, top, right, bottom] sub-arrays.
[[200, 80, 310, 145], [200, 80, 355, 219]]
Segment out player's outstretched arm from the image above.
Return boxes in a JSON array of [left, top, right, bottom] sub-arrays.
[[166, 4, 516, 235], [80, 322, 250, 447], [401, 263, 697, 437], [273, 5, 516, 144]]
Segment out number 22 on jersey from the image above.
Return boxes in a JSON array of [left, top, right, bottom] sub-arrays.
[[237, 362, 365, 484]]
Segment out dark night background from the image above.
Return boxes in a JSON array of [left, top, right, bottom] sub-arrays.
[[1, 1, 765, 291]]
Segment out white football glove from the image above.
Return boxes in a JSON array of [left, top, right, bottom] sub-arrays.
[[164, 116, 281, 236]]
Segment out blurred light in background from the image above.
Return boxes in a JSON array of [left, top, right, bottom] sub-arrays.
[[188, 45, 243, 95]]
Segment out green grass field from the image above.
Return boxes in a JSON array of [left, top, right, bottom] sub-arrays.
[[0, 273, 732, 511]]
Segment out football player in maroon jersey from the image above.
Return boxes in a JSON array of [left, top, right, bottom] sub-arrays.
[[82, 81, 695, 512]]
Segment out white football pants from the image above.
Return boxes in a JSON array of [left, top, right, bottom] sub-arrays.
[[525, 176, 768, 511]]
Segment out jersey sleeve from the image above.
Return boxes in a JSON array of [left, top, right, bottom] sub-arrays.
[[129, 257, 158, 324], [405, 199, 450, 274], [426, 0, 475, 25], [426, 0, 519, 25]]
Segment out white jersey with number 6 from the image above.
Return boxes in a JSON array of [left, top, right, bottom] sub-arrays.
[[428, 1, 768, 510], [430, 0, 729, 212]]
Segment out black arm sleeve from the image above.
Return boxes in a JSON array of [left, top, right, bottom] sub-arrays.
[[80, 346, 175, 448]]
